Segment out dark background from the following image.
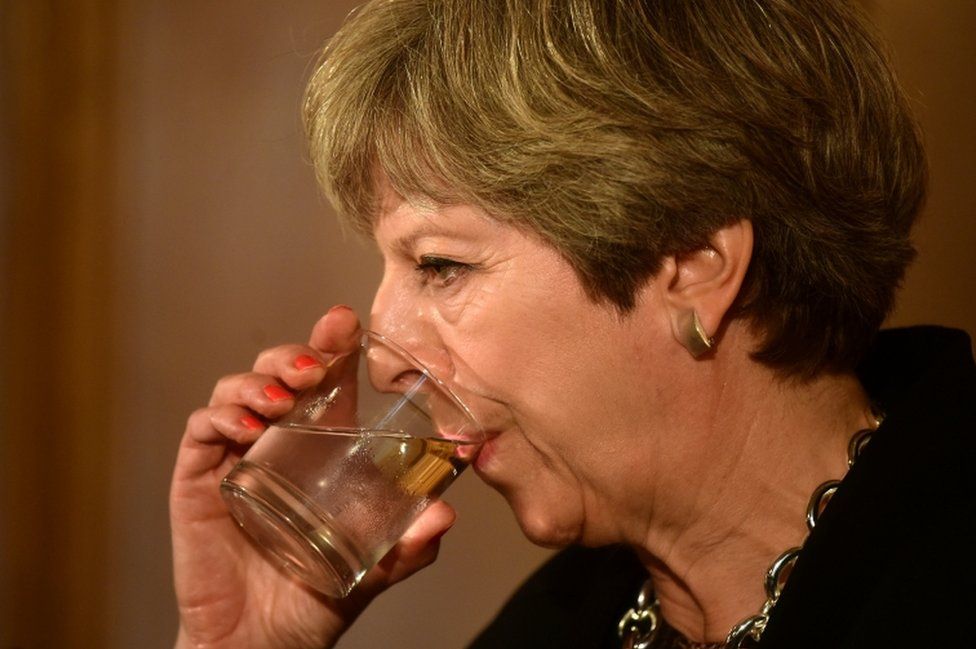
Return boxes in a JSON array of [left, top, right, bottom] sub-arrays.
[[2, 2, 973, 647]]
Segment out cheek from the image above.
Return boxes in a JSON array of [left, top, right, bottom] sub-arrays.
[[437, 282, 552, 392], [450, 308, 621, 470], [453, 271, 589, 373]]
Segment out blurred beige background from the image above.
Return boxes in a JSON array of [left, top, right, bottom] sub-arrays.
[[1, 2, 973, 648]]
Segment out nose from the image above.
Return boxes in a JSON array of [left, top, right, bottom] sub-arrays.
[[362, 332, 427, 396], [369, 269, 454, 381], [362, 331, 480, 441]]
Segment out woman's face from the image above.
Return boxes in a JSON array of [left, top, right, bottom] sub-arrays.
[[370, 192, 680, 548]]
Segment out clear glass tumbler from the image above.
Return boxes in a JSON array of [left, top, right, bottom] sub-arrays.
[[220, 331, 483, 598]]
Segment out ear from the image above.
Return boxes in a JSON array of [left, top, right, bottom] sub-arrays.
[[656, 220, 753, 355]]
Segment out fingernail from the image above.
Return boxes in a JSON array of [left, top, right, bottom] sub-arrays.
[[240, 415, 264, 430], [263, 384, 292, 402], [328, 304, 353, 315], [293, 354, 322, 371]]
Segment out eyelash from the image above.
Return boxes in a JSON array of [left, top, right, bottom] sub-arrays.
[[415, 255, 471, 288]]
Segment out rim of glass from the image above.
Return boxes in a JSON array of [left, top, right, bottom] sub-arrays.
[[362, 330, 484, 436]]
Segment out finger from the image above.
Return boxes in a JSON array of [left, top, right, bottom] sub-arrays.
[[399, 499, 457, 547], [208, 372, 295, 418], [309, 305, 362, 355], [185, 403, 267, 447], [174, 404, 267, 488], [253, 343, 329, 390]]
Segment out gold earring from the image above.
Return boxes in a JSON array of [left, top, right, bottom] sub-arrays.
[[681, 310, 715, 358]]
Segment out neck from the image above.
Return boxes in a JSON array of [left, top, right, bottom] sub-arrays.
[[631, 327, 874, 643]]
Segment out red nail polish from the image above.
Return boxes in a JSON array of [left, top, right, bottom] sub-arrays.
[[294, 354, 321, 371], [240, 415, 264, 430], [263, 384, 292, 402]]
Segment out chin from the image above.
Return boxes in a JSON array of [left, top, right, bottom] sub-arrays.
[[472, 428, 586, 547], [513, 508, 582, 549], [479, 472, 584, 548]]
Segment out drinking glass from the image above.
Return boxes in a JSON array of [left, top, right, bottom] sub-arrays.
[[220, 330, 483, 598]]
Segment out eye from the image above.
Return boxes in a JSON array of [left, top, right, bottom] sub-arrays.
[[415, 255, 471, 288]]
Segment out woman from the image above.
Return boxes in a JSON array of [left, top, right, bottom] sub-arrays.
[[171, 1, 975, 647]]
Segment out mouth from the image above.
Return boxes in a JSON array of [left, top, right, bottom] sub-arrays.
[[472, 433, 503, 475]]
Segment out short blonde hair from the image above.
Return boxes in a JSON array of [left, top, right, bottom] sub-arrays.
[[304, 0, 926, 377]]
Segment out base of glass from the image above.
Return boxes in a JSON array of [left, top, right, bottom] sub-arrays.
[[220, 461, 365, 598]]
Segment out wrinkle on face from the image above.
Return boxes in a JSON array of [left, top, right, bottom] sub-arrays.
[[369, 185, 676, 550]]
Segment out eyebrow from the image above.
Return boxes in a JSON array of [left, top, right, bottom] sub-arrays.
[[389, 224, 439, 256], [387, 219, 484, 258]]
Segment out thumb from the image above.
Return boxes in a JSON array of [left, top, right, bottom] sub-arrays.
[[356, 500, 457, 595], [309, 305, 362, 355]]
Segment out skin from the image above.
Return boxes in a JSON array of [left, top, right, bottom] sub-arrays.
[[172, 187, 875, 646]]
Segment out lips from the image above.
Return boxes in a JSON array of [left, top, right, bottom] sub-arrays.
[[472, 434, 501, 474]]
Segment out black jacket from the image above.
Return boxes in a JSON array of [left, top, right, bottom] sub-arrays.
[[469, 327, 976, 648]]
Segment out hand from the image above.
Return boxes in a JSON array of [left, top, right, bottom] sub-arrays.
[[171, 306, 456, 649]]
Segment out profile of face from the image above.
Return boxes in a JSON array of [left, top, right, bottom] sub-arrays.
[[369, 186, 697, 549]]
